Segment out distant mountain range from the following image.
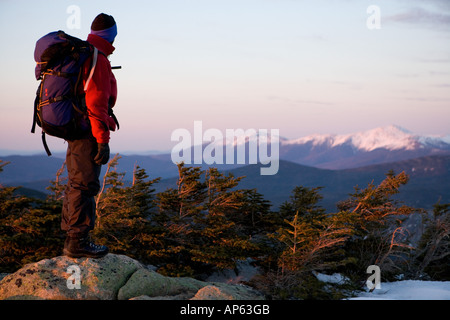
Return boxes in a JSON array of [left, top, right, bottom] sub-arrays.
[[169, 124, 450, 170], [279, 124, 450, 169], [1, 125, 449, 211]]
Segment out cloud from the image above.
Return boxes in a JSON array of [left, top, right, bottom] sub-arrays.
[[267, 95, 334, 106], [431, 83, 450, 88], [403, 97, 450, 102], [423, 0, 450, 12], [418, 58, 450, 64], [385, 7, 450, 28]]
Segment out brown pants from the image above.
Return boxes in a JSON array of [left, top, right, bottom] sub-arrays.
[[61, 134, 101, 237]]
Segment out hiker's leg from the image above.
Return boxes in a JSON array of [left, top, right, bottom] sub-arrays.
[[61, 136, 101, 236]]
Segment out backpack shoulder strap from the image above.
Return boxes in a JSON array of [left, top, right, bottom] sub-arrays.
[[84, 47, 98, 91]]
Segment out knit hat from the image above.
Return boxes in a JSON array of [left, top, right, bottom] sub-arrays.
[[90, 13, 117, 43]]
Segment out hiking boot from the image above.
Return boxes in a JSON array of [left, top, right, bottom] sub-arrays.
[[63, 235, 109, 259]]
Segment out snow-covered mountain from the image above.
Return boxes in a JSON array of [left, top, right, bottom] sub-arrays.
[[280, 125, 450, 169], [283, 125, 450, 152], [284, 125, 414, 151]]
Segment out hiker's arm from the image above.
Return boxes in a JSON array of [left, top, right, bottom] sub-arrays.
[[84, 55, 116, 143]]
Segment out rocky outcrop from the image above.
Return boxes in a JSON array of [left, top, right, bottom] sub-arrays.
[[0, 254, 263, 300]]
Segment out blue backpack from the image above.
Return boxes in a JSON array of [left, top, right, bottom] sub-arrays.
[[32, 30, 98, 156]]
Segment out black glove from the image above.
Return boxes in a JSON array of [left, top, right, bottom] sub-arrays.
[[94, 143, 110, 165]]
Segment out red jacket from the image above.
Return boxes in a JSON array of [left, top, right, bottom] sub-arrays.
[[82, 34, 117, 144]]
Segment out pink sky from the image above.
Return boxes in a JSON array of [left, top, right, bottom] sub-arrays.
[[0, 0, 449, 154]]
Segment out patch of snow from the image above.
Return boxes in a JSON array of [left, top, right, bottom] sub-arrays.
[[283, 134, 335, 146], [443, 135, 450, 144], [313, 272, 350, 285], [349, 125, 416, 152], [314, 271, 450, 300], [283, 125, 424, 151], [419, 134, 450, 149], [350, 280, 450, 300]]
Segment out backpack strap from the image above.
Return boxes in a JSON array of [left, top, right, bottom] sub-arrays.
[[31, 91, 39, 134], [84, 47, 98, 91], [108, 107, 120, 130], [41, 132, 52, 156]]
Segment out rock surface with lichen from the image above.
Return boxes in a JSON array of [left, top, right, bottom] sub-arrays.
[[0, 254, 263, 300]]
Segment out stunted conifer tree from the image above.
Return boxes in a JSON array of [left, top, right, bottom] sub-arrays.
[[155, 163, 263, 275], [273, 186, 352, 273], [413, 203, 450, 279], [0, 160, 62, 272], [154, 163, 207, 275], [230, 188, 273, 236], [190, 167, 260, 269], [337, 170, 416, 278], [93, 155, 161, 264]]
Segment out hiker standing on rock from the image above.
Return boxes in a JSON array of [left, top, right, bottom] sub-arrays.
[[61, 13, 118, 258]]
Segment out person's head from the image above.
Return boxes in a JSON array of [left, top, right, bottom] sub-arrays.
[[90, 13, 117, 44]]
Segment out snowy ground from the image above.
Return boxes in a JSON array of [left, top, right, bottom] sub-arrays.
[[350, 280, 450, 300], [207, 265, 450, 300], [314, 272, 450, 300]]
